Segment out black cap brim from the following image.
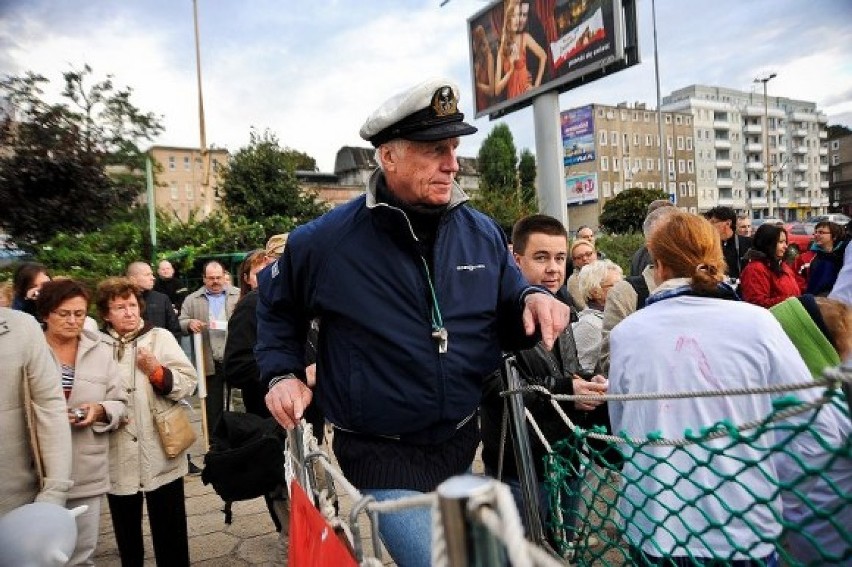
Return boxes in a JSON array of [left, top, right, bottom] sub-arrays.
[[401, 121, 478, 142]]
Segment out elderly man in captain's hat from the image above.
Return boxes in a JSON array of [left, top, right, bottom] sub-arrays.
[[255, 77, 569, 566]]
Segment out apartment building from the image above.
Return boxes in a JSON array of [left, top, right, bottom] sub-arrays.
[[562, 102, 698, 230], [662, 84, 829, 220], [828, 131, 852, 217], [148, 145, 230, 221]]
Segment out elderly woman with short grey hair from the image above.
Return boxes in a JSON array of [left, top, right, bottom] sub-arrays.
[[574, 259, 623, 372]]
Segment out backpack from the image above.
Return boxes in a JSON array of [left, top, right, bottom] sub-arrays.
[[626, 274, 650, 311], [201, 411, 287, 523]]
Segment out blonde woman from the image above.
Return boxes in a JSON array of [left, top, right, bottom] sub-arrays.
[[574, 259, 623, 372], [495, 0, 547, 99]]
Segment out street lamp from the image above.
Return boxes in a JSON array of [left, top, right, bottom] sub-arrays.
[[754, 73, 776, 218]]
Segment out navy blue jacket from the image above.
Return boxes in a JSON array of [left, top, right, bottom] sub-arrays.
[[256, 174, 537, 441]]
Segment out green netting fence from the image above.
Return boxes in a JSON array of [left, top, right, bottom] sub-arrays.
[[513, 376, 852, 566]]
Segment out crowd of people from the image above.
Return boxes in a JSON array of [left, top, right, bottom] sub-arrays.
[[1, 76, 850, 567]]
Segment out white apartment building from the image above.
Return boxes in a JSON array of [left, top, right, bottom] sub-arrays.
[[662, 84, 828, 220]]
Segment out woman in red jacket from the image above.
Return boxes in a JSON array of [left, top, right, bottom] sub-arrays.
[[740, 223, 802, 308]]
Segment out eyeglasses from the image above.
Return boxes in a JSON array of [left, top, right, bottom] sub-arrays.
[[52, 310, 87, 320], [573, 251, 595, 261]]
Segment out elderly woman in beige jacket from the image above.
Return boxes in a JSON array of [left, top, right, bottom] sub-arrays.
[[97, 278, 197, 567], [37, 279, 127, 566], [0, 307, 72, 515]]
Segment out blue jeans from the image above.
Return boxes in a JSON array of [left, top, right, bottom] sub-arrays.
[[361, 488, 432, 567]]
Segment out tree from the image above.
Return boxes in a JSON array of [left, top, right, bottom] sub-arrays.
[[518, 148, 537, 207], [219, 129, 329, 227], [470, 124, 537, 233], [827, 124, 852, 138], [598, 188, 668, 234], [0, 65, 163, 242]]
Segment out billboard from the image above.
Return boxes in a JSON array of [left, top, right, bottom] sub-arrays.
[[468, 0, 639, 119], [561, 105, 595, 166], [565, 172, 598, 206]]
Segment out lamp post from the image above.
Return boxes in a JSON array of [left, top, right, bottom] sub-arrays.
[[754, 73, 776, 218]]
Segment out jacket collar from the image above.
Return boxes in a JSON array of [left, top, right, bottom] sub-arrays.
[[364, 168, 469, 211]]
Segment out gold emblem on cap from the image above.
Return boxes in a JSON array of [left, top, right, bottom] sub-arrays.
[[431, 86, 458, 116]]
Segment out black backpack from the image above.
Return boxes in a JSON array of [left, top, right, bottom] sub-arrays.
[[201, 411, 286, 523]]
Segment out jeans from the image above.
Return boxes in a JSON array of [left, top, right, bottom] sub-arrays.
[[361, 488, 432, 567]]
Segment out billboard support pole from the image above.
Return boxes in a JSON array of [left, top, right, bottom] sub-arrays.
[[533, 92, 568, 230]]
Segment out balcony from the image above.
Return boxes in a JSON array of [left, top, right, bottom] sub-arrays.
[[810, 199, 823, 207], [744, 124, 763, 135], [821, 196, 830, 205], [712, 120, 729, 129], [821, 180, 829, 189], [797, 197, 810, 206], [819, 130, 827, 139], [793, 146, 808, 155], [777, 179, 788, 188], [793, 128, 808, 138], [819, 164, 828, 173], [795, 180, 809, 189], [745, 161, 764, 171], [749, 197, 768, 207], [714, 139, 731, 149], [715, 159, 733, 169], [716, 178, 733, 188], [743, 106, 763, 117], [794, 163, 808, 172], [747, 179, 767, 190], [717, 197, 734, 207], [745, 142, 763, 153], [777, 197, 789, 207], [819, 147, 827, 156]]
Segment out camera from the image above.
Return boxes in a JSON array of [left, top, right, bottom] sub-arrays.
[[72, 408, 87, 423]]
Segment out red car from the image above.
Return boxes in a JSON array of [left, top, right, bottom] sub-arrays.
[[784, 223, 814, 259]]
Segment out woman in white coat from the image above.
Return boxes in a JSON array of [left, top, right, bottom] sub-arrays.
[[96, 278, 197, 567], [38, 279, 127, 566]]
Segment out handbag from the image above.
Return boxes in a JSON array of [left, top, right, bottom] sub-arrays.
[[22, 368, 45, 488], [152, 401, 197, 459], [142, 329, 197, 459]]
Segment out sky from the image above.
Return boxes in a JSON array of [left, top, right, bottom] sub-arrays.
[[1, 0, 851, 172]]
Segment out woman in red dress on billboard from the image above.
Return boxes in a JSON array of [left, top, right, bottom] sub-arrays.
[[495, 0, 547, 100], [472, 25, 495, 112]]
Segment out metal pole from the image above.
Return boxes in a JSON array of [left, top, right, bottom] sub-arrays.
[[652, 0, 669, 202], [503, 356, 546, 544], [437, 475, 505, 567], [193, 0, 211, 195], [145, 155, 157, 263], [533, 92, 568, 230], [755, 73, 776, 218]]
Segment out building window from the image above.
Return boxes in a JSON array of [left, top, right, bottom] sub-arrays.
[[183, 156, 190, 171], [620, 110, 628, 121], [677, 136, 684, 150], [597, 108, 604, 118], [613, 157, 620, 171], [665, 114, 672, 124], [645, 135, 652, 146], [599, 131, 607, 145], [623, 133, 629, 147], [635, 182, 644, 189], [688, 182, 695, 196], [647, 181, 654, 189], [170, 182, 178, 200], [185, 183, 193, 200], [686, 137, 693, 150], [610, 131, 618, 146], [168, 156, 176, 171], [686, 116, 691, 125], [832, 155, 840, 165], [830, 140, 839, 150], [212, 158, 219, 172], [666, 136, 673, 150], [614, 181, 622, 194], [675, 115, 683, 125], [633, 133, 640, 146], [633, 111, 639, 121], [602, 181, 611, 197], [687, 160, 694, 173], [601, 156, 609, 171], [646, 158, 654, 170], [678, 160, 685, 173]]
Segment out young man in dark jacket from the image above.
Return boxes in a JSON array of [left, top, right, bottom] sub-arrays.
[[256, 78, 569, 567], [480, 214, 608, 546]]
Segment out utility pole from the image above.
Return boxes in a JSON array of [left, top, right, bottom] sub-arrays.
[[193, 0, 210, 199], [755, 73, 776, 217], [652, 0, 669, 202]]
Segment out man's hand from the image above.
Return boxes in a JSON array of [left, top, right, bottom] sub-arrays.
[[522, 292, 570, 350], [572, 374, 608, 411], [265, 378, 313, 430], [187, 319, 206, 333]]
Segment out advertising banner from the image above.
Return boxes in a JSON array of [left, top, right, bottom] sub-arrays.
[[561, 105, 595, 166], [468, 0, 634, 118], [565, 172, 598, 206]]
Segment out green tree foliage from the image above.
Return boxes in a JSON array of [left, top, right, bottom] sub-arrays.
[[470, 124, 537, 233], [518, 148, 537, 207], [827, 124, 851, 138], [599, 188, 668, 234], [220, 129, 329, 226], [0, 65, 163, 242]]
